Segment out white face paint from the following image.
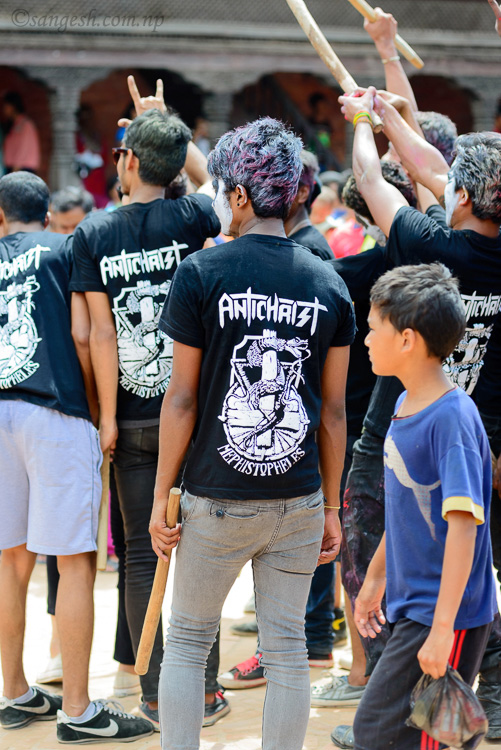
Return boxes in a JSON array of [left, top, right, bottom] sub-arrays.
[[212, 180, 233, 235], [444, 176, 461, 227]]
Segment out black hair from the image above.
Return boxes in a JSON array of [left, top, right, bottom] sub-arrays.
[[50, 186, 95, 214], [3, 91, 25, 114], [124, 109, 192, 187], [0, 171, 49, 224], [370, 263, 466, 361], [342, 161, 417, 225]]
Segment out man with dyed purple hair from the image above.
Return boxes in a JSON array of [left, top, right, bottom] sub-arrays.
[[149, 117, 356, 750]]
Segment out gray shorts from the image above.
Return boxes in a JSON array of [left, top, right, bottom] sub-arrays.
[[0, 399, 102, 555]]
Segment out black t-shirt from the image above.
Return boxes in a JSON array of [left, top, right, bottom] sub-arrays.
[[474, 311, 501, 420], [290, 224, 333, 260], [387, 205, 501, 395], [330, 244, 389, 436], [0, 231, 90, 420], [70, 194, 220, 426], [160, 233, 356, 500]]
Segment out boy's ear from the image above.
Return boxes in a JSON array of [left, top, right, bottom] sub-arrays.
[[401, 327, 417, 352]]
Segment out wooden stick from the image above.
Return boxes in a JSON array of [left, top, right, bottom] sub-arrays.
[[135, 488, 182, 676], [96, 449, 110, 571], [487, 0, 501, 19], [346, 0, 424, 69], [285, 0, 383, 132]]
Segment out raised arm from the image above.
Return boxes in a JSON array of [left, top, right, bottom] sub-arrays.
[[120, 75, 210, 187], [364, 8, 418, 111], [85, 291, 119, 452], [338, 87, 409, 238], [375, 94, 449, 202]]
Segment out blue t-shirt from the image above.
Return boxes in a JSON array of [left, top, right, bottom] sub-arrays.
[[384, 387, 497, 630]]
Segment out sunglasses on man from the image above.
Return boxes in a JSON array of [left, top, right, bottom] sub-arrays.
[[112, 147, 136, 166]]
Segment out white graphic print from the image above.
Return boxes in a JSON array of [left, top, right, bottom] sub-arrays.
[[443, 321, 494, 395], [218, 287, 328, 335], [0, 275, 41, 388], [384, 435, 440, 539], [113, 280, 172, 398], [100, 242, 187, 285], [218, 329, 310, 476]]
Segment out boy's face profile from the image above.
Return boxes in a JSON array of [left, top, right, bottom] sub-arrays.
[[365, 305, 404, 376]]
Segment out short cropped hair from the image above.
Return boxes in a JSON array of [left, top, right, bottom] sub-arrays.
[[450, 132, 501, 223], [124, 109, 192, 187], [342, 161, 417, 225], [299, 149, 321, 210], [207, 117, 303, 220], [3, 91, 25, 114], [51, 186, 95, 214], [370, 263, 466, 361], [416, 111, 458, 166], [0, 171, 49, 224]]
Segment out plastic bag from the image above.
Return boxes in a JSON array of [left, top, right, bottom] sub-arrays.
[[406, 665, 488, 749]]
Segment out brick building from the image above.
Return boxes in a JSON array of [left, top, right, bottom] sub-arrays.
[[0, 0, 499, 190]]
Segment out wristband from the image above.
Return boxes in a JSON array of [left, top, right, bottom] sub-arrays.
[[324, 505, 340, 510], [381, 55, 400, 64], [353, 111, 373, 128]]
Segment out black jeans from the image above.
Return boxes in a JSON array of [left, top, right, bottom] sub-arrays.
[[113, 425, 220, 701]]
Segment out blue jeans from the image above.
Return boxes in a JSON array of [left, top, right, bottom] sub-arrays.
[[159, 489, 325, 750]]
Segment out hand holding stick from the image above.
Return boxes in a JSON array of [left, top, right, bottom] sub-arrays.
[[346, 0, 424, 68], [285, 0, 383, 131], [135, 488, 181, 676]]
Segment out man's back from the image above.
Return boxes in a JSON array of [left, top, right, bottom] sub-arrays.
[[71, 193, 219, 424], [160, 234, 355, 499], [0, 230, 89, 420], [387, 205, 501, 394]]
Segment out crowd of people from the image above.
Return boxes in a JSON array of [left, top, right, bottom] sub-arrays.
[[0, 7, 501, 750]]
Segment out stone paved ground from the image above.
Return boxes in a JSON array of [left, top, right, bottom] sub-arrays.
[[0, 558, 493, 749]]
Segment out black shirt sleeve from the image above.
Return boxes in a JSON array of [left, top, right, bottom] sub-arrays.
[[386, 205, 456, 267], [159, 257, 205, 348], [330, 243, 388, 301], [181, 193, 221, 242], [69, 223, 107, 293]]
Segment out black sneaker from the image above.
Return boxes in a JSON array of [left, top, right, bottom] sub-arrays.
[[0, 686, 62, 729], [56, 700, 154, 744], [218, 652, 266, 689], [203, 691, 231, 727]]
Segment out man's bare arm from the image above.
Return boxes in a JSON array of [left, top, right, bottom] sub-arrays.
[[71, 292, 99, 426], [317, 345, 350, 564], [375, 96, 449, 202], [85, 291, 119, 452], [150, 341, 203, 561], [364, 9, 418, 110], [339, 88, 409, 238]]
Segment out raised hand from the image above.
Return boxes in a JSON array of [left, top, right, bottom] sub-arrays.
[[118, 75, 166, 128]]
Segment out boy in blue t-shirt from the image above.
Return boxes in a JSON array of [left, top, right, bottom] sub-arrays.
[[349, 263, 497, 750]]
